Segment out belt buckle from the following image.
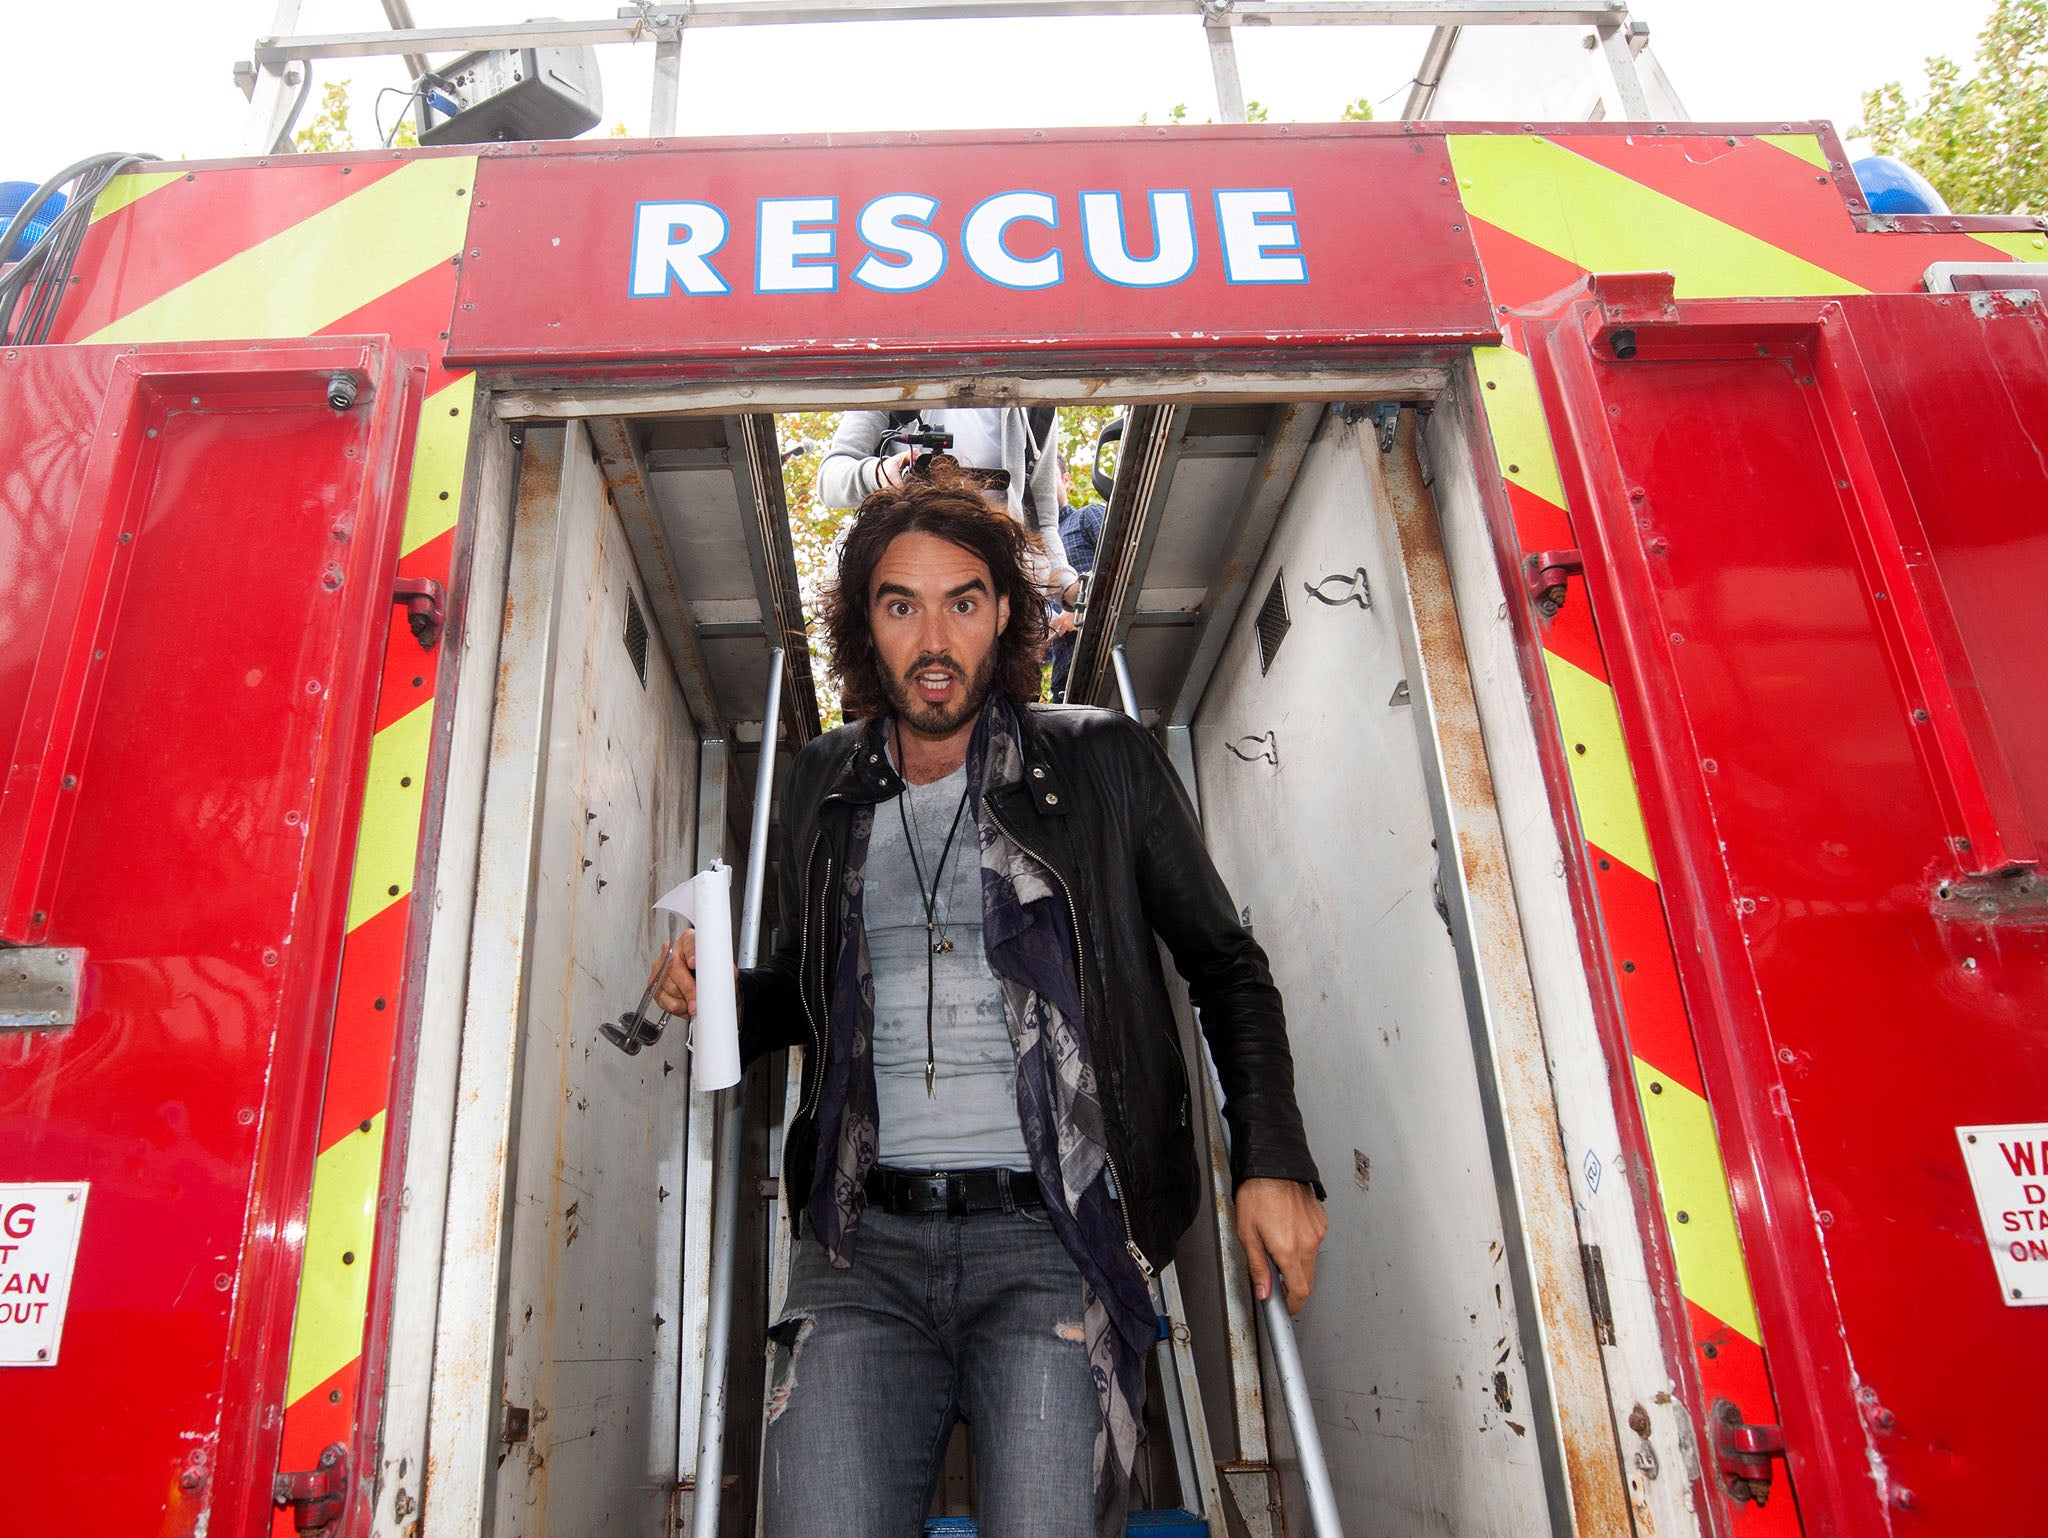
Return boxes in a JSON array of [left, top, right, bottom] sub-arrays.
[[912, 1173, 948, 1215]]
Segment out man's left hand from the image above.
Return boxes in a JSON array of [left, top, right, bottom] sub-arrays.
[[1047, 608, 1078, 638], [1235, 1178, 1329, 1316]]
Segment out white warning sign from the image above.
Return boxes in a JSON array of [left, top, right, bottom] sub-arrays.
[[0, 1184, 89, 1365], [1958, 1125, 2048, 1307]]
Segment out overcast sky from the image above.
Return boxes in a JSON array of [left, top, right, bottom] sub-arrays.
[[0, 0, 1993, 175]]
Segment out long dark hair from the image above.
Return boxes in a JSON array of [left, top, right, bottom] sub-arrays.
[[820, 469, 1049, 722]]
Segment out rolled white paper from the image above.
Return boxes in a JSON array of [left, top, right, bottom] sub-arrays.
[[653, 861, 741, 1091]]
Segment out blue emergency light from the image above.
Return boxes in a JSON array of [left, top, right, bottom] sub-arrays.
[[0, 182, 69, 263]]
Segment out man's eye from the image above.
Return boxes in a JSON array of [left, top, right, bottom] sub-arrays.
[[953, 599, 976, 614], [888, 602, 913, 618]]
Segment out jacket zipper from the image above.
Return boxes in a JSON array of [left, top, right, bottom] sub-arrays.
[[984, 792, 1154, 1280]]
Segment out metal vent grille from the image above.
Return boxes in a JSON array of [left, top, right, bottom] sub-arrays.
[[624, 588, 649, 687], [1255, 570, 1290, 675]]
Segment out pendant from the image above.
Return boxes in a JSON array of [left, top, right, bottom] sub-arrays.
[[925, 1060, 937, 1098], [933, 936, 953, 955]]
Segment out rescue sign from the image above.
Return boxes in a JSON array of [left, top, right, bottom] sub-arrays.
[[1957, 1125, 2048, 1307], [446, 128, 1495, 366], [0, 1183, 88, 1365]]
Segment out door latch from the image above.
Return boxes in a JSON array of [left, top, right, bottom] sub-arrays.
[[1711, 1399, 1787, 1506], [1524, 548, 1584, 619], [393, 576, 446, 650], [274, 1443, 349, 1533]]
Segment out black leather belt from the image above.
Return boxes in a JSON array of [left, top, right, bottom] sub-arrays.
[[864, 1164, 1043, 1215]]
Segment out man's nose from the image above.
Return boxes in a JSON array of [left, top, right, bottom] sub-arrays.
[[917, 610, 951, 655]]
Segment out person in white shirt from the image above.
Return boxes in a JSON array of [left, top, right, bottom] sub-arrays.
[[819, 409, 1082, 628]]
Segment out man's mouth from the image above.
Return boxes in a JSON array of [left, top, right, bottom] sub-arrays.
[[910, 666, 958, 703]]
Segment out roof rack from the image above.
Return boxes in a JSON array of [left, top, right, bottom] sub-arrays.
[[235, 0, 1654, 154]]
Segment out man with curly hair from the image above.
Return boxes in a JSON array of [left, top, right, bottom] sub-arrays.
[[652, 468, 1325, 1538]]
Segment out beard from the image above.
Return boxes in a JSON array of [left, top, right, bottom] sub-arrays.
[[878, 644, 999, 736]]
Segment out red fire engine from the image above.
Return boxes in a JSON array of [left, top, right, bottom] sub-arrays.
[[2, 10, 2045, 1538]]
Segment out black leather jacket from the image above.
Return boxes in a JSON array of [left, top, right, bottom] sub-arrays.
[[737, 703, 1323, 1270]]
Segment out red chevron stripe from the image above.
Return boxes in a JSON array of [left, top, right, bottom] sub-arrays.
[[1537, 578, 1606, 683], [1589, 854, 1705, 1096], [376, 526, 456, 734], [319, 259, 469, 399], [1685, 1299, 1806, 1534], [319, 896, 412, 1148], [1472, 214, 1589, 313], [54, 161, 407, 342], [272, 1355, 361, 1538], [1561, 135, 2007, 295], [1503, 475, 1574, 556]]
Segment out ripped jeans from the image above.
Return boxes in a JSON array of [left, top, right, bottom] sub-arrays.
[[761, 1204, 1106, 1538]]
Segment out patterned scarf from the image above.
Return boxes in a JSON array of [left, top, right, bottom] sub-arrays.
[[805, 695, 1156, 1537]]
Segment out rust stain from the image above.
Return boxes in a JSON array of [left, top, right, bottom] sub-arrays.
[[1371, 409, 1639, 1538]]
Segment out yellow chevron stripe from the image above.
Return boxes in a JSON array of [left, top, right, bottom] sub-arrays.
[[1542, 651, 1657, 881], [403, 375, 477, 555], [345, 700, 434, 932], [1450, 135, 1863, 300], [83, 155, 477, 345], [1973, 230, 2048, 260], [1632, 1058, 1760, 1343], [90, 170, 182, 222], [1758, 133, 1830, 171], [285, 1111, 386, 1404], [1472, 345, 1568, 510]]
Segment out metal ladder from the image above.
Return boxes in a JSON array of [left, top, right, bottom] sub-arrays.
[[681, 645, 1342, 1537]]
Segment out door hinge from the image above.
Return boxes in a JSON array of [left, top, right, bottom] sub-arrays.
[[273, 1442, 349, 1533], [1580, 1242, 1617, 1346], [1711, 1399, 1787, 1506], [1524, 548, 1584, 619], [393, 576, 447, 650]]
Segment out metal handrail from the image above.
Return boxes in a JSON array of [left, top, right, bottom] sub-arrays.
[[690, 647, 786, 1538], [1111, 643, 1344, 1538]]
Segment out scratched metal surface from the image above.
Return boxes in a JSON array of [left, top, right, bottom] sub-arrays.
[[491, 419, 701, 1538], [1190, 416, 1550, 1535]]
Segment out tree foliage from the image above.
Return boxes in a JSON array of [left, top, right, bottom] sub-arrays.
[[293, 82, 357, 154], [292, 78, 419, 153], [1855, 0, 2048, 215]]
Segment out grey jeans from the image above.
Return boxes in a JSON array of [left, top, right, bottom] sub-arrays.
[[761, 1204, 1107, 1537]]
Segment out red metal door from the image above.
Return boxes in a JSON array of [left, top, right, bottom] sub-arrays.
[[0, 342, 422, 1536], [1524, 279, 2048, 1535]]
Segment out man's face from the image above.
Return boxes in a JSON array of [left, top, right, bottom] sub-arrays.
[[868, 530, 1010, 737]]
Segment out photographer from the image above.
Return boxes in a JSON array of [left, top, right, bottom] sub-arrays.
[[819, 408, 1083, 608]]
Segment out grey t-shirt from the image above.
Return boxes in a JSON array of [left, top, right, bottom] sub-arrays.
[[866, 762, 1031, 1171]]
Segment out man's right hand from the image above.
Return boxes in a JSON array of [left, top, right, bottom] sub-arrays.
[[648, 931, 699, 1018], [875, 449, 917, 490]]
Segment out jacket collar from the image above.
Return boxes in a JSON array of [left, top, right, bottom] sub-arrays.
[[822, 715, 902, 806], [823, 701, 1070, 818]]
